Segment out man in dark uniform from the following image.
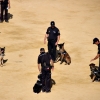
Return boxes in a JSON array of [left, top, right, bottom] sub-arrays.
[[0, 0, 10, 22], [44, 21, 60, 62], [91, 38, 100, 70], [37, 48, 54, 93]]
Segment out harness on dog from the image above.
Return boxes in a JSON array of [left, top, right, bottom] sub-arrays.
[[61, 51, 67, 55]]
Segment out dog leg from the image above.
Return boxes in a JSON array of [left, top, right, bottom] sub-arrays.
[[60, 54, 64, 64], [92, 75, 96, 82]]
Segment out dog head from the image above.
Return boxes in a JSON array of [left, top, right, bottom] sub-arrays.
[[57, 43, 65, 53], [0, 47, 5, 54], [57, 43, 65, 49], [89, 63, 97, 71]]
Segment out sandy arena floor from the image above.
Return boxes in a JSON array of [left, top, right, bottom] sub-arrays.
[[0, 0, 100, 100]]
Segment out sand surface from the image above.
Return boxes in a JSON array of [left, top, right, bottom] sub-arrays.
[[0, 0, 100, 100]]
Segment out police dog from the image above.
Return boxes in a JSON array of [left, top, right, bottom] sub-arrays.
[[0, 47, 5, 66], [56, 43, 71, 65], [33, 74, 56, 93], [89, 63, 100, 82], [33, 74, 42, 94]]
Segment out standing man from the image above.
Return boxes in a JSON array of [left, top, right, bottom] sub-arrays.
[[37, 48, 54, 93], [91, 38, 100, 70], [44, 21, 60, 62], [0, 0, 11, 22]]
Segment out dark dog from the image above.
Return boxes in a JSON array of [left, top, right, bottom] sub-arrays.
[[89, 63, 100, 82], [56, 43, 71, 65], [33, 74, 56, 93], [33, 74, 42, 94]]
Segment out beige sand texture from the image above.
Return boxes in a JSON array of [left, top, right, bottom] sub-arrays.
[[0, 0, 100, 100]]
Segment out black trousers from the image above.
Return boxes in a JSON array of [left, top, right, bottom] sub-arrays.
[[48, 40, 57, 61], [1, 2, 8, 21], [41, 69, 51, 91]]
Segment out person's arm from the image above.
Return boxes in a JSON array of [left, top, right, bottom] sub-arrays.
[[55, 35, 60, 45], [38, 64, 41, 72], [8, 0, 11, 9], [37, 56, 41, 72], [91, 54, 100, 62], [50, 59, 54, 71], [44, 34, 49, 44], [44, 27, 49, 44]]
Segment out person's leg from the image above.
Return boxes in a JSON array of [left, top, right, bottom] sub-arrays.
[[48, 41, 53, 59], [51, 41, 57, 61], [41, 70, 46, 92], [4, 4, 8, 21], [1, 2, 3, 21], [45, 71, 51, 92]]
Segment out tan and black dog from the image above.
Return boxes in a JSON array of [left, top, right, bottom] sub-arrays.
[[89, 63, 100, 82], [56, 43, 71, 65], [0, 47, 5, 66]]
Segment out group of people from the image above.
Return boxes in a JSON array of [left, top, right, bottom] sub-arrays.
[[0, 0, 11, 22], [37, 21, 60, 93], [37, 21, 100, 93]]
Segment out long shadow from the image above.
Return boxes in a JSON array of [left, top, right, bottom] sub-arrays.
[[8, 13, 13, 20], [0, 13, 13, 22]]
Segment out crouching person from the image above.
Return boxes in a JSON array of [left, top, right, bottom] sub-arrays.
[[37, 48, 54, 93]]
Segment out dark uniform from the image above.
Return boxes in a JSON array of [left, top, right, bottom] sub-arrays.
[[98, 44, 100, 54], [98, 43, 100, 71], [93, 38, 100, 71], [46, 21, 60, 61], [37, 51, 52, 92], [1, 0, 9, 22]]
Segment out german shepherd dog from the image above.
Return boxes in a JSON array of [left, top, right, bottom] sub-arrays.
[[56, 43, 71, 65], [89, 63, 100, 82], [0, 47, 5, 66], [33, 74, 56, 93]]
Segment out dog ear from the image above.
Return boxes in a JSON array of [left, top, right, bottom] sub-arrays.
[[89, 63, 95, 66], [62, 43, 65, 47], [57, 44, 60, 47]]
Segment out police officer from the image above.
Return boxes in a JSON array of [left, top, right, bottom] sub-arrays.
[[37, 48, 54, 93], [91, 38, 100, 70], [91, 38, 100, 61], [44, 21, 60, 62], [0, 0, 11, 22]]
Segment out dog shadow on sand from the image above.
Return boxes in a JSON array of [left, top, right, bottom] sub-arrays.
[[0, 13, 13, 22], [3, 59, 8, 65]]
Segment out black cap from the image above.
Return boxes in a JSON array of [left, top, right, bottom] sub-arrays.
[[50, 21, 55, 26], [93, 38, 99, 44], [40, 48, 45, 51]]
